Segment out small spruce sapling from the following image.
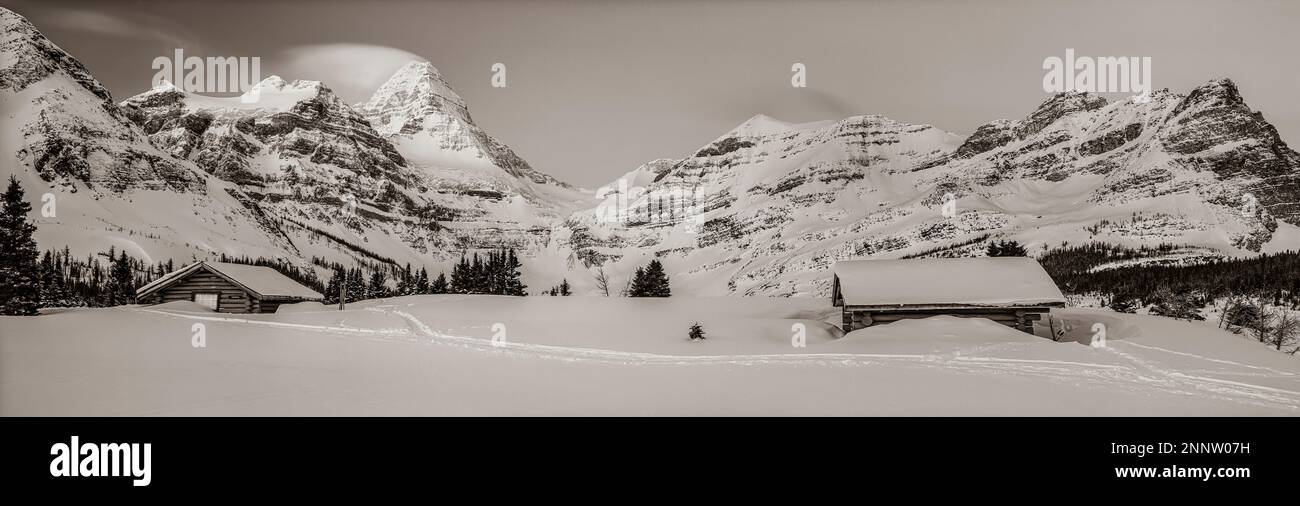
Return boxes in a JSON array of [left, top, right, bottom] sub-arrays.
[[688, 322, 706, 341]]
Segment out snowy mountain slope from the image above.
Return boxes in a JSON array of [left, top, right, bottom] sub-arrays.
[[356, 61, 569, 189], [119, 60, 586, 272], [554, 83, 1300, 297], [4, 5, 590, 277], [119, 76, 452, 268], [0, 7, 297, 263]]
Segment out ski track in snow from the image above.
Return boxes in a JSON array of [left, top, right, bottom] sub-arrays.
[[136, 306, 1300, 412], [1117, 340, 1299, 376]]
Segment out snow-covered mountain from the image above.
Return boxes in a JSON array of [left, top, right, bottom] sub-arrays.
[[3, 5, 1297, 296], [117, 61, 583, 270], [0, 7, 296, 263], [554, 84, 1300, 297], [356, 61, 568, 189], [3, 6, 583, 275]]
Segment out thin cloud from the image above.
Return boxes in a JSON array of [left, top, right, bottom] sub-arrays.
[[45, 9, 191, 48], [275, 44, 429, 103]]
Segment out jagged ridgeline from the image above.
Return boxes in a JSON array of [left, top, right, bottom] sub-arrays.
[[0, 6, 580, 288], [560, 80, 1300, 296], [3, 6, 1299, 298]]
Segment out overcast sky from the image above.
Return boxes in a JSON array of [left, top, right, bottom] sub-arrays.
[[5, 0, 1298, 188]]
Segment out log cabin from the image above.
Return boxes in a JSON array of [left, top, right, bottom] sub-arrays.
[[136, 261, 324, 314], [831, 257, 1066, 335]]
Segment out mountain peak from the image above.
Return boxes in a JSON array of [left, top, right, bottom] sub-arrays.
[[0, 6, 112, 102], [1173, 77, 1244, 115], [391, 60, 445, 81], [1, 6, 28, 27], [732, 114, 794, 134], [248, 75, 326, 94], [0, 6, 36, 34], [726, 114, 837, 138], [1034, 91, 1109, 114], [357, 60, 470, 132]]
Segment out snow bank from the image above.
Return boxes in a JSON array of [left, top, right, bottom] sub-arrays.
[[2, 297, 1297, 416]]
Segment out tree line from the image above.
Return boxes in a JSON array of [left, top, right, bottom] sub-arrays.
[[1040, 242, 1300, 353], [3, 177, 166, 313], [3, 175, 685, 314], [0, 176, 548, 313], [1040, 242, 1300, 309]]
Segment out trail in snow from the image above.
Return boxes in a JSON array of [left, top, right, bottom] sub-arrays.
[[1118, 340, 1299, 376], [136, 305, 1300, 412]]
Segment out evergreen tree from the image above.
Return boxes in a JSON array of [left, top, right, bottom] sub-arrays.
[[105, 249, 135, 306], [449, 255, 469, 293], [688, 322, 706, 340], [345, 267, 364, 303], [430, 272, 448, 294], [631, 259, 671, 297], [986, 239, 1028, 257], [501, 249, 527, 296], [1223, 298, 1264, 332], [416, 267, 430, 294], [38, 250, 69, 308], [628, 267, 646, 297], [1148, 285, 1205, 321], [367, 270, 389, 299], [483, 250, 499, 294], [470, 253, 485, 294], [1108, 295, 1138, 314], [397, 263, 413, 296], [0, 176, 40, 315], [546, 278, 573, 296], [324, 267, 344, 305]]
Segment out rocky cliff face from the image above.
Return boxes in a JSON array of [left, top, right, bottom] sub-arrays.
[[0, 7, 298, 262], [1161, 79, 1300, 225], [555, 82, 1300, 296], [119, 70, 582, 268], [121, 78, 410, 188], [4, 6, 580, 273], [0, 8, 200, 193]]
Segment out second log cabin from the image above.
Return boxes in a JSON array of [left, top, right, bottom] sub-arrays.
[[831, 257, 1066, 335]]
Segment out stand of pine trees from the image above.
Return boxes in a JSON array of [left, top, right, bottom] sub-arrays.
[[1040, 243, 1300, 311], [628, 259, 671, 297], [545, 279, 571, 296], [27, 247, 161, 308], [985, 239, 1028, 257], [447, 249, 527, 295]]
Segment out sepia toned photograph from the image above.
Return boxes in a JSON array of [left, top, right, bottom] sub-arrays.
[[0, 0, 1296, 491]]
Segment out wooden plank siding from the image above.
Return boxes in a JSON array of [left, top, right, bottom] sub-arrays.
[[840, 306, 1053, 334], [139, 271, 254, 313], [137, 262, 323, 314]]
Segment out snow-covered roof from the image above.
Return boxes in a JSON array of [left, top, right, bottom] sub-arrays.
[[138, 261, 323, 300], [832, 257, 1066, 307]]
